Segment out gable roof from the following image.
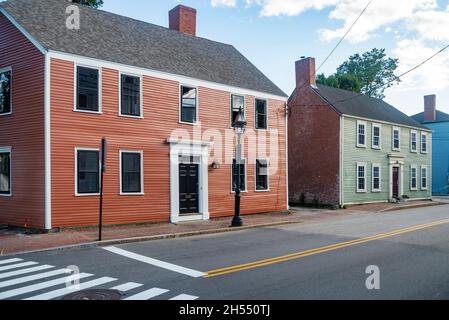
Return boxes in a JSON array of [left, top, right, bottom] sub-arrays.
[[312, 84, 429, 130], [0, 0, 287, 98], [411, 110, 449, 124]]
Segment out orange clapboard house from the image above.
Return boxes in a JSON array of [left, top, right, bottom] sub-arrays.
[[0, 0, 288, 230]]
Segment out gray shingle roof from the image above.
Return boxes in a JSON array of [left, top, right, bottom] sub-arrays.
[[411, 110, 449, 124], [313, 84, 429, 130], [0, 0, 287, 97]]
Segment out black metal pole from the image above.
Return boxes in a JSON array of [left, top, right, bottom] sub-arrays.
[[232, 162, 243, 227], [99, 138, 106, 241]]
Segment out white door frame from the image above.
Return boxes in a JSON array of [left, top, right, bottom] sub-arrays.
[[168, 138, 211, 223], [388, 155, 405, 200]]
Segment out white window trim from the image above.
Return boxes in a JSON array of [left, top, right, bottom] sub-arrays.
[[392, 127, 401, 151], [74, 147, 101, 197], [410, 130, 418, 153], [0, 67, 12, 116], [0, 146, 12, 197], [255, 158, 270, 192], [421, 132, 428, 154], [421, 165, 428, 190], [371, 123, 382, 150], [73, 64, 102, 114], [356, 121, 367, 148], [230, 94, 246, 129], [231, 158, 247, 193], [118, 72, 143, 119], [356, 162, 367, 193], [410, 165, 418, 191], [119, 150, 144, 196], [179, 84, 199, 126], [255, 98, 269, 131], [372, 163, 382, 192]]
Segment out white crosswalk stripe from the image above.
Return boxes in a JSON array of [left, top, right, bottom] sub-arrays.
[[0, 258, 199, 300], [0, 258, 23, 265], [0, 273, 92, 300], [0, 265, 54, 280]]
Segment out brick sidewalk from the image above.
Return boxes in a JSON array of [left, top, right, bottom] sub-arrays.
[[0, 200, 443, 256]]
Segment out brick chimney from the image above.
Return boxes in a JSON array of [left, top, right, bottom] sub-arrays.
[[424, 94, 437, 121], [169, 5, 197, 37], [295, 57, 316, 89]]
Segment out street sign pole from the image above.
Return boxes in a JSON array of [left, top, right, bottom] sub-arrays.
[[99, 138, 107, 241]]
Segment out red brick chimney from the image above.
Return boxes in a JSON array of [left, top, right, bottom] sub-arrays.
[[424, 94, 437, 121], [295, 57, 316, 89], [169, 5, 197, 37]]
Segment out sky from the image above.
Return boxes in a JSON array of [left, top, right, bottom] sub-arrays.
[[101, 0, 449, 116]]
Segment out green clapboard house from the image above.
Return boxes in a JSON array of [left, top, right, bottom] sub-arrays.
[[288, 57, 433, 207]]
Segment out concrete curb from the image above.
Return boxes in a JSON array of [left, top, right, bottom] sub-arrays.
[[379, 202, 446, 213], [2, 220, 302, 257]]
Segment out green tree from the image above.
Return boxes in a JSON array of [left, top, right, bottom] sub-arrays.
[[71, 0, 104, 8], [317, 48, 400, 99]]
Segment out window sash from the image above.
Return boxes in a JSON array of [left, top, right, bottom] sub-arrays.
[[232, 159, 246, 192], [411, 132, 417, 152], [372, 166, 381, 191], [180, 86, 197, 123], [231, 95, 245, 127], [357, 123, 366, 146], [421, 134, 427, 153], [357, 164, 366, 192], [121, 75, 140, 116], [393, 129, 400, 150], [77, 66, 99, 112], [255, 99, 267, 130], [121, 152, 142, 193], [421, 167, 428, 189], [372, 125, 381, 148], [0, 152, 11, 194], [0, 70, 11, 114], [77, 150, 100, 194], [256, 159, 269, 191], [411, 167, 417, 190]]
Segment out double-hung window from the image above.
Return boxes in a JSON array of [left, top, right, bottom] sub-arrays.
[[421, 166, 428, 190], [232, 158, 246, 192], [357, 163, 367, 193], [392, 127, 401, 151], [180, 86, 197, 124], [421, 133, 428, 154], [372, 124, 381, 149], [410, 130, 418, 153], [76, 149, 100, 195], [120, 74, 141, 117], [76, 66, 100, 112], [410, 165, 418, 191], [121, 151, 143, 194], [357, 121, 367, 148], [0, 148, 11, 196], [372, 164, 381, 192], [0, 68, 12, 115], [231, 95, 245, 127], [255, 99, 268, 130], [256, 159, 269, 191]]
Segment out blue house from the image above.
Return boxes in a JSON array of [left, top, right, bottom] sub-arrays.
[[412, 95, 449, 195]]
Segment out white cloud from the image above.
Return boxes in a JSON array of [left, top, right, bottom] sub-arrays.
[[211, 0, 237, 7], [245, 0, 339, 17], [407, 6, 449, 42]]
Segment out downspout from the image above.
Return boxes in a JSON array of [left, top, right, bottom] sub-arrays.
[[44, 53, 52, 230], [285, 102, 289, 210], [339, 115, 344, 207]]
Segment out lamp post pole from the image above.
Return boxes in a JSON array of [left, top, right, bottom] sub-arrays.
[[232, 107, 246, 227]]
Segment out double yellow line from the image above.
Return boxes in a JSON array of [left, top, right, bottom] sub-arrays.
[[204, 218, 449, 278]]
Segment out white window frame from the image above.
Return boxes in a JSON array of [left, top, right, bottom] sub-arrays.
[[392, 127, 401, 151], [421, 132, 428, 154], [119, 150, 144, 196], [255, 98, 269, 131], [118, 72, 143, 119], [410, 130, 418, 153], [179, 84, 199, 125], [356, 162, 367, 193], [410, 165, 418, 191], [74, 147, 101, 197], [0, 67, 12, 116], [421, 165, 428, 190], [0, 146, 12, 197], [372, 163, 382, 192], [74, 64, 102, 114], [356, 121, 367, 148], [255, 158, 270, 192], [231, 158, 247, 193], [372, 123, 382, 150], [230, 94, 245, 129]]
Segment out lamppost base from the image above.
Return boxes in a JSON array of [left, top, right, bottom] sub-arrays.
[[231, 217, 243, 227]]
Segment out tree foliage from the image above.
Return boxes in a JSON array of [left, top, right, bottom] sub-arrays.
[[317, 48, 400, 99], [71, 0, 104, 9]]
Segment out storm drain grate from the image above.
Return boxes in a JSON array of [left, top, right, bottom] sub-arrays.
[[62, 289, 123, 300]]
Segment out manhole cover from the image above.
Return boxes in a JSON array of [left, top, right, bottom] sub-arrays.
[[62, 289, 123, 300]]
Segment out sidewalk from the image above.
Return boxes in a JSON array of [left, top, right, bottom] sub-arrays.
[[0, 199, 445, 256]]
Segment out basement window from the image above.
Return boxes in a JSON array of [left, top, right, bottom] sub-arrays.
[[0, 148, 11, 196], [120, 74, 141, 117], [76, 66, 100, 112], [76, 149, 100, 195], [0, 68, 11, 115]]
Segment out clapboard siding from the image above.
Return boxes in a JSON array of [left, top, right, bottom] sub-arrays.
[[50, 58, 287, 227], [0, 13, 45, 228]]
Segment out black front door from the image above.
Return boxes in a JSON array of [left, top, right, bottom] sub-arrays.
[[392, 167, 399, 198], [179, 163, 199, 215]]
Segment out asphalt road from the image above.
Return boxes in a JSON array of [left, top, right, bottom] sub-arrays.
[[2, 204, 449, 300]]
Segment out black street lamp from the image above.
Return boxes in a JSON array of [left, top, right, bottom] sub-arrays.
[[232, 107, 247, 227]]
